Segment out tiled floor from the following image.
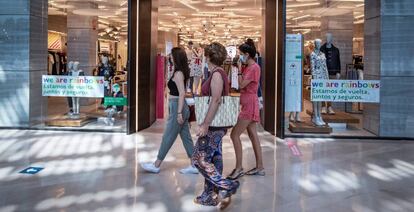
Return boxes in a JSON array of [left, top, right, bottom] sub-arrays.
[[0, 121, 414, 212]]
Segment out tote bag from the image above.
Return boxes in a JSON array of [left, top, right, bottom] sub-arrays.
[[195, 96, 240, 127]]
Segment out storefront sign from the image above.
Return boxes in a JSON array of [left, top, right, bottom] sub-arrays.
[[311, 80, 380, 103], [104, 97, 127, 106], [285, 34, 303, 112], [42, 75, 105, 98]]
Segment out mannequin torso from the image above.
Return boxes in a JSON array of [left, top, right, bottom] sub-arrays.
[[310, 50, 329, 80]]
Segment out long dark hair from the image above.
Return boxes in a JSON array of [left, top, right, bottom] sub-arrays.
[[171, 47, 190, 83]]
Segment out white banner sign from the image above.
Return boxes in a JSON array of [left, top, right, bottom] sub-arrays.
[[311, 80, 380, 103], [42, 75, 105, 98], [285, 34, 303, 112]]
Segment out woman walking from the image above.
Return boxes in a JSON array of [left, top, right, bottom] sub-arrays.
[[192, 42, 240, 208], [140, 47, 198, 175], [227, 42, 265, 180]]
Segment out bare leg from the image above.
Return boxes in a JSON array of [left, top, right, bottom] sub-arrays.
[[230, 119, 250, 170], [247, 122, 264, 169]]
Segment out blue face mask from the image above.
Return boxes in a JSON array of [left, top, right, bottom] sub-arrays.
[[205, 58, 209, 70], [240, 55, 247, 63]]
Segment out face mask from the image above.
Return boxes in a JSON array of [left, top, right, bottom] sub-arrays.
[[240, 55, 247, 63], [205, 58, 210, 70]]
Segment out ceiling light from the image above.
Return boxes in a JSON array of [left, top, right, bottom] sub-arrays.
[[222, 8, 247, 12], [355, 14, 364, 19], [120, 1, 128, 7], [192, 14, 218, 17], [354, 19, 364, 24], [287, 2, 320, 8], [337, 6, 356, 9], [292, 14, 311, 21], [178, 0, 199, 12], [99, 20, 110, 25]]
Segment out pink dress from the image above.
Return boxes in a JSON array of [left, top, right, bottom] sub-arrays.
[[239, 63, 261, 122]]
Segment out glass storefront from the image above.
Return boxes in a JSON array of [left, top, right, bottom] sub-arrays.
[[1, 0, 413, 138], [42, 1, 129, 132], [283, 0, 414, 138]]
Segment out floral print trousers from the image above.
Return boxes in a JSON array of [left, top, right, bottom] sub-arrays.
[[191, 129, 235, 206]]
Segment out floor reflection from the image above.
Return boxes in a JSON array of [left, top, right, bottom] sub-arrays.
[[0, 122, 413, 212]]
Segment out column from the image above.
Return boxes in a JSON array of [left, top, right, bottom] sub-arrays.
[[321, 1, 354, 78], [364, 0, 414, 137], [66, 1, 98, 105], [320, 8, 354, 111], [137, 0, 158, 130], [0, 0, 48, 127], [66, 1, 98, 76]]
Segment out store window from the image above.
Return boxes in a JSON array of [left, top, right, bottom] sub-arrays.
[[284, 0, 380, 137], [40, 0, 129, 132]]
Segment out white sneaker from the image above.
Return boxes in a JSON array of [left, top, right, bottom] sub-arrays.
[[312, 117, 319, 126], [295, 115, 302, 123], [141, 163, 160, 174], [312, 116, 325, 126], [321, 107, 327, 114], [328, 107, 336, 115], [179, 165, 199, 174], [289, 113, 295, 122], [317, 117, 326, 126]]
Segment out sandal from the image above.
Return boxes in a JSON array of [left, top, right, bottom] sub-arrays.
[[218, 181, 240, 210], [245, 168, 266, 176], [226, 168, 245, 180]]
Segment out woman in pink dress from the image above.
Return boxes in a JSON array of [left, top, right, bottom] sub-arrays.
[[228, 42, 265, 180]]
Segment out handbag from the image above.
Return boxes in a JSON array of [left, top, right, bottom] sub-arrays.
[[194, 69, 240, 127], [188, 105, 196, 122]]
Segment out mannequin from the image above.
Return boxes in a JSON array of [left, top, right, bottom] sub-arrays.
[[69, 61, 84, 117], [289, 112, 301, 123], [187, 42, 203, 94], [66, 61, 74, 114], [102, 83, 125, 126], [99, 56, 115, 106], [310, 39, 329, 126], [320, 33, 341, 114]]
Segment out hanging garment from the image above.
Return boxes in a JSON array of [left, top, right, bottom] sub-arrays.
[[231, 66, 239, 90], [48, 53, 55, 75], [190, 49, 203, 77], [310, 51, 329, 80], [320, 43, 341, 75], [55, 53, 61, 75]]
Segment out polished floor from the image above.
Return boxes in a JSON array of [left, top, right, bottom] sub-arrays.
[[0, 121, 413, 212]]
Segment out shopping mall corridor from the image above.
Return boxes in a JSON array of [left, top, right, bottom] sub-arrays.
[[0, 121, 413, 212]]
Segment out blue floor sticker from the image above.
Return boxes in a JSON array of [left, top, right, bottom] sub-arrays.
[[19, 167, 44, 175]]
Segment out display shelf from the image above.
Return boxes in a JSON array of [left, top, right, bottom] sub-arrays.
[[46, 115, 95, 127], [306, 110, 360, 124]]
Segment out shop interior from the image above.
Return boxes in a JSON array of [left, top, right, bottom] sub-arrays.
[[284, 0, 373, 137], [156, 0, 264, 119], [44, 0, 129, 131]]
